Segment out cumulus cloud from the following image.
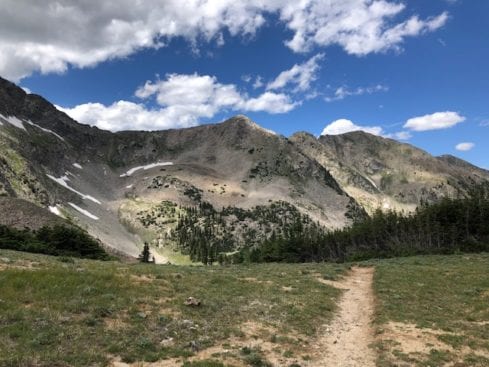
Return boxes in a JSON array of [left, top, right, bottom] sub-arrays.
[[455, 142, 475, 152], [325, 84, 388, 102], [267, 53, 324, 92], [321, 119, 383, 136], [279, 2, 448, 54], [404, 111, 466, 131], [56, 101, 195, 131], [58, 73, 297, 131], [0, 1, 449, 81]]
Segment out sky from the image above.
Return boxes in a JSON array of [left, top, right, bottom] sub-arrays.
[[0, 0, 488, 168]]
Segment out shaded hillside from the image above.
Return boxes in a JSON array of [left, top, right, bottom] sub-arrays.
[[0, 197, 68, 230]]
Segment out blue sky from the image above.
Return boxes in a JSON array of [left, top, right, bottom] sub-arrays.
[[1, 0, 488, 168]]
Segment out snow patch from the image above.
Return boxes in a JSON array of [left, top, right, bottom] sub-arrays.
[[365, 176, 378, 190], [25, 120, 65, 141], [0, 113, 26, 130], [120, 161, 173, 177], [72, 163, 83, 169], [46, 174, 101, 204], [68, 202, 99, 220], [48, 205, 63, 217], [126, 184, 134, 189]]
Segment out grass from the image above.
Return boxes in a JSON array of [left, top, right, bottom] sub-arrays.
[[370, 253, 489, 366], [2, 249, 488, 366], [0, 250, 346, 366]]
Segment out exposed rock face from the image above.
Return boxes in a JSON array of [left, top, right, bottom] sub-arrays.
[[291, 130, 489, 214]]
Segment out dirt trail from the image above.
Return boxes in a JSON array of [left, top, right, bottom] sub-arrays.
[[314, 266, 376, 367]]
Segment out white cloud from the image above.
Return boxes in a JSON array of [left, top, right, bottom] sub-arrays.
[[280, 3, 448, 54], [455, 142, 475, 152], [21, 86, 31, 94], [0, 1, 449, 81], [267, 53, 324, 92], [321, 119, 383, 136], [240, 92, 298, 113], [325, 84, 388, 102], [57, 101, 196, 132], [253, 76, 264, 89], [384, 131, 412, 140], [404, 111, 466, 131], [58, 73, 297, 131]]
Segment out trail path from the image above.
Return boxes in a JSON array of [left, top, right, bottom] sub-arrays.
[[315, 267, 376, 367]]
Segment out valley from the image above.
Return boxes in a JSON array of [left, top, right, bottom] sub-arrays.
[[1, 2, 487, 366]]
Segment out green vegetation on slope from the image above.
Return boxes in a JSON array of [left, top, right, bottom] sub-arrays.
[[244, 184, 489, 263], [0, 250, 345, 366], [172, 201, 326, 264], [372, 254, 489, 366], [0, 224, 110, 260], [123, 199, 327, 265]]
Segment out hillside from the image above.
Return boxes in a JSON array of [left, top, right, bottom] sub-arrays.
[[0, 77, 364, 262], [0, 197, 68, 230], [291, 130, 489, 214]]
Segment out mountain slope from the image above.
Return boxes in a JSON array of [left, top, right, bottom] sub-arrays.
[[291, 130, 489, 214], [0, 77, 365, 262], [2, 76, 487, 262]]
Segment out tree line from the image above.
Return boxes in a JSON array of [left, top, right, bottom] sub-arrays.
[[236, 184, 489, 263]]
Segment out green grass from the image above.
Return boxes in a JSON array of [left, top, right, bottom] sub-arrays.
[[0, 250, 345, 366], [370, 253, 489, 366], [2, 249, 488, 366]]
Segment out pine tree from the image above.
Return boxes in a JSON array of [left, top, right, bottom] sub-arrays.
[[138, 242, 151, 263]]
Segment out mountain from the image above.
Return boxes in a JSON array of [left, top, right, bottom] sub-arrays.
[[291, 130, 489, 214], [1, 76, 487, 262], [0, 77, 365, 263]]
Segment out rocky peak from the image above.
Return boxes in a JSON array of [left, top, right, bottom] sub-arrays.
[[221, 115, 278, 136]]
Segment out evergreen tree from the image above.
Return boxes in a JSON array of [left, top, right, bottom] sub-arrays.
[[138, 242, 152, 263]]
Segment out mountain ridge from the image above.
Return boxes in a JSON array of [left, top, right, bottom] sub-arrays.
[[1, 76, 487, 262], [291, 129, 489, 214]]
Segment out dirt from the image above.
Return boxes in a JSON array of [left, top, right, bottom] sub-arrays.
[[312, 266, 376, 367], [109, 321, 307, 367], [379, 321, 489, 365]]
